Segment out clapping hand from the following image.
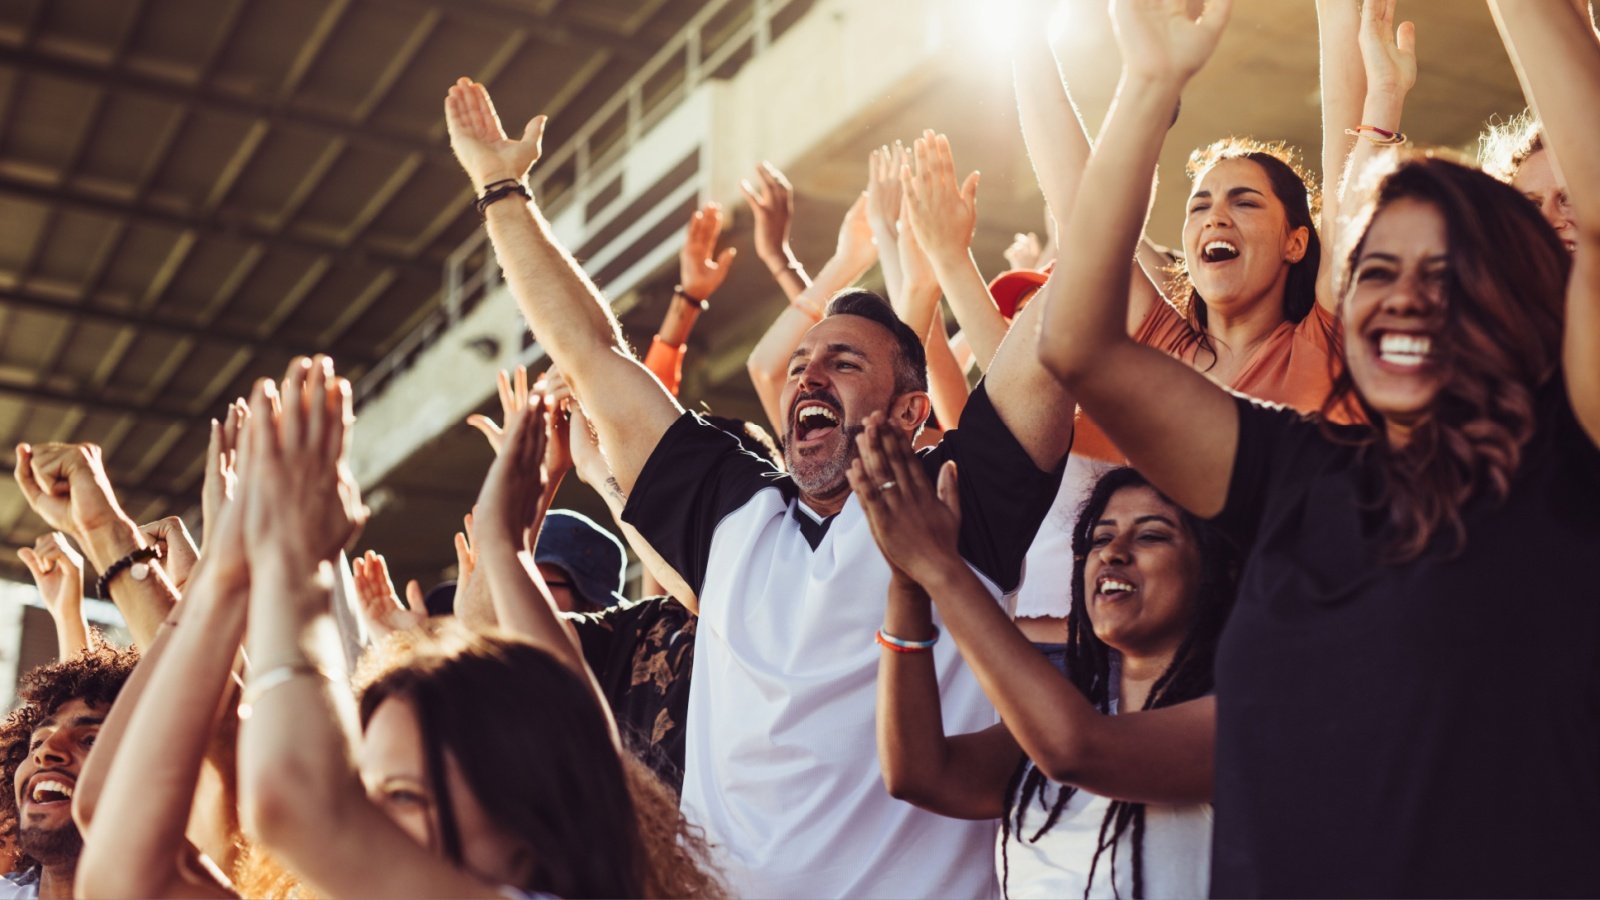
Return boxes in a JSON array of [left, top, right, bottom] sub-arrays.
[[1110, 0, 1233, 86], [901, 131, 980, 267], [351, 550, 427, 640], [835, 191, 877, 271], [202, 399, 247, 551], [475, 395, 550, 548], [846, 412, 963, 585], [740, 162, 798, 271], [679, 202, 737, 301], [866, 143, 908, 243], [444, 77, 547, 193]]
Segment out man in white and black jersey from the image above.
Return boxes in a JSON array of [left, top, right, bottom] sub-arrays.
[[445, 77, 1078, 898]]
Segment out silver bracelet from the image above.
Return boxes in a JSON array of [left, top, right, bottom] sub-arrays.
[[237, 662, 330, 720]]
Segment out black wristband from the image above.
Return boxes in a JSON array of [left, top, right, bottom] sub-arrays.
[[95, 544, 163, 600], [672, 284, 710, 310], [475, 181, 531, 217]]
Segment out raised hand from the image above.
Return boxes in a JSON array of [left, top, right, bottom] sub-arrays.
[[13, 442, 127, 543], [18, 532, 89, 658], [443, 76, 548, 193], [901, 131, 980, 266], [1004, 231, 1046, 271], [835, 191, 877, 270], [866, 143, 908, 242], [238, 356, 367, 571], [679, 202, 737, 301], [538, 367, 575, 482], [351, 550, 427, 640], [1111, 0, 1233, 85], [201, 399, 247, 551], [138, 517, 199, 594], [475, 395, 550, 547], [466, 365, 531, 454], [1358, 0, 1416, 98], [740, 162, 799, 271], [846, 412, 963, 585]]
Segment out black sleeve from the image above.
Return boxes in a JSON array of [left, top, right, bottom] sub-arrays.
[[1209, 393, 1324, 549], [621, 412, 791, 596], [923, 382, 1066, 592]]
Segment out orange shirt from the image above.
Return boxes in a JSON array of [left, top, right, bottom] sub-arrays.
[[644, 336, 686, 397], [1071, 301, 1349, 462]]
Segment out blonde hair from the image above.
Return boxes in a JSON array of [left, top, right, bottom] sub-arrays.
[[1477, 109, 1544, 184]]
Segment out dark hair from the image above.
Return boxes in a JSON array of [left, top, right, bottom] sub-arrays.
[[704, 415, 784, 469], [0, 639, 139, 872], [1000, 469, 1238, 899], [823, 289, 929, 395], [1478, 109, 1545, 184], [1169, 138, 1322, 369], [1321, 155, 1567, 562], [358, 626, 647, 897]]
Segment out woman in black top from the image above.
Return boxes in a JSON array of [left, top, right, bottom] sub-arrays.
[[1034, 0, 1600, 895]]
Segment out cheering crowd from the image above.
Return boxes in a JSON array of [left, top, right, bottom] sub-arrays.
[[1, 0, 1598, 896]]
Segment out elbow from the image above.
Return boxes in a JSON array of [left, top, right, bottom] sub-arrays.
[[879, 756, 942, 807], [76, 842, 166, 899], [1036, 327, 1089, 389], [1030, 732, 1095, 786]]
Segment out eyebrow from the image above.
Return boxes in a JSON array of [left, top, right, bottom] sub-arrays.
[[32, 714, 104, 737], [1190, 187, 1268, 202], [1356, 252, 1450, 265], [1094, 514, 1179, 529], [788, 342, 869, 365]]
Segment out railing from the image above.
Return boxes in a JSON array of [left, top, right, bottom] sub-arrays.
[[355, 0, 810, 405]]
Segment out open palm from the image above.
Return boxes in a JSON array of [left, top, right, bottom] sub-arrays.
[[444, 77, 547, 192], [1112, 0, 1233, 84]]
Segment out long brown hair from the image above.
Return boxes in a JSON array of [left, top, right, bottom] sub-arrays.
[[355, 624, 724, 899], [1321, 155, 1568, 561]]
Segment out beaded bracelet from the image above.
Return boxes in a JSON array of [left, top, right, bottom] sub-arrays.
[[876, 626, 940, 653], [475, 179, 531, 217], [1345, 124, 1407, 146]]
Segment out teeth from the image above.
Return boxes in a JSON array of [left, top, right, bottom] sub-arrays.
[[1202, 240, 1239, 261], [1378, 333, 1432, 367], [1099, 579, 1135, 595], [30, 779, 72, 802], [798, 406, 838, 426]]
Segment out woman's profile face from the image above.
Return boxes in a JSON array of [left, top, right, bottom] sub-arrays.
[[1182, 157, 1308, 319], [1341, 197, 1451, 432], [359, 695, 534, 887], [1081, 486, 1202, 657]]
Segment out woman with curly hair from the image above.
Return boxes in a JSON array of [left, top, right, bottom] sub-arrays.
[[1037, 0, 1600, 895]]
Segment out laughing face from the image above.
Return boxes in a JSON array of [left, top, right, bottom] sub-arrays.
[[1342, 197, 1451, 434], [780, 315, 907, 502], [12, 697, 103, 866], [1083, 486, 1202, 657], [1183, 157, 1309, 319]]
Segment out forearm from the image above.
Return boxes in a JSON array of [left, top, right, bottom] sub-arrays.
[[925, 312, 971, 429], [75, 611, 180, 831], [871, 220, 906, 305], [1015, 37, 1093, 221], [476, 531, 585, 673], [80, 515, 176, 648], [1318, 0, 1365, 233], [929, 250, 1008, 371], [79, 568, 246, 895], [920, 558, 1212, 804], [877, 578, 955, 803], [50, 602, 89, 660], [759, 247, 811, 301], [747, 305, 816, 432], [1039, 74, 1177, 382]]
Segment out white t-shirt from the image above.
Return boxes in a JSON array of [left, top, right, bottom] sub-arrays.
[[1012, 455, 1115, 620], [1000, 764, 1212, 899], [623, 386, 1061, 899]]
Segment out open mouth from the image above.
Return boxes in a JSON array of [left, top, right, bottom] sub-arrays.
[[1095, 575, 1138, 601], [1372, 330, 1435, 370], [792, 400, 842, 444], [25, 776, 74, 808], [1200, 240, 1240, 264]]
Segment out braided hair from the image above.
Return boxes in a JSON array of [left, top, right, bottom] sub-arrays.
[[998, 468, 1239, 899]]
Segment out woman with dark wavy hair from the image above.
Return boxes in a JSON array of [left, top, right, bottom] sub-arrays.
[[1037, 0, 1600, 895], [859, 441, 1239, 899]]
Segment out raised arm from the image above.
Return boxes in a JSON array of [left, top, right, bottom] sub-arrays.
[[866, 143, 909, 304], [1316, 0, 1364, 307], [14, 442, 176, 647], [445, 78, 680, 495], [648, 202, 735, 395], [1488, 0, 1600, 443], [1037, 0, 1240, 518], [850, 418, 1214, 804], [18, 533, 89, 660], [746, 191, 876, 433]]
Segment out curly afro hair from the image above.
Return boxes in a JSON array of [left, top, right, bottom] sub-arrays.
[[0, 640, 138, 872]]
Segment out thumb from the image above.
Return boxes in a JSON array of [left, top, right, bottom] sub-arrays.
[[522, 115, 547, 150], [1199, 0, 1233, 34], [466, 414, 504, 451], [405, 580, 426, 613], [961, 171, 981, 208], [17, 547, 44, 581], [1396, 20, 1415, 54], [936, 461, 961, 521], [716, 246, 738, 269]]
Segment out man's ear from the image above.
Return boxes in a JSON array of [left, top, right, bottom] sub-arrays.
[[889, 391, 932, 435]]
